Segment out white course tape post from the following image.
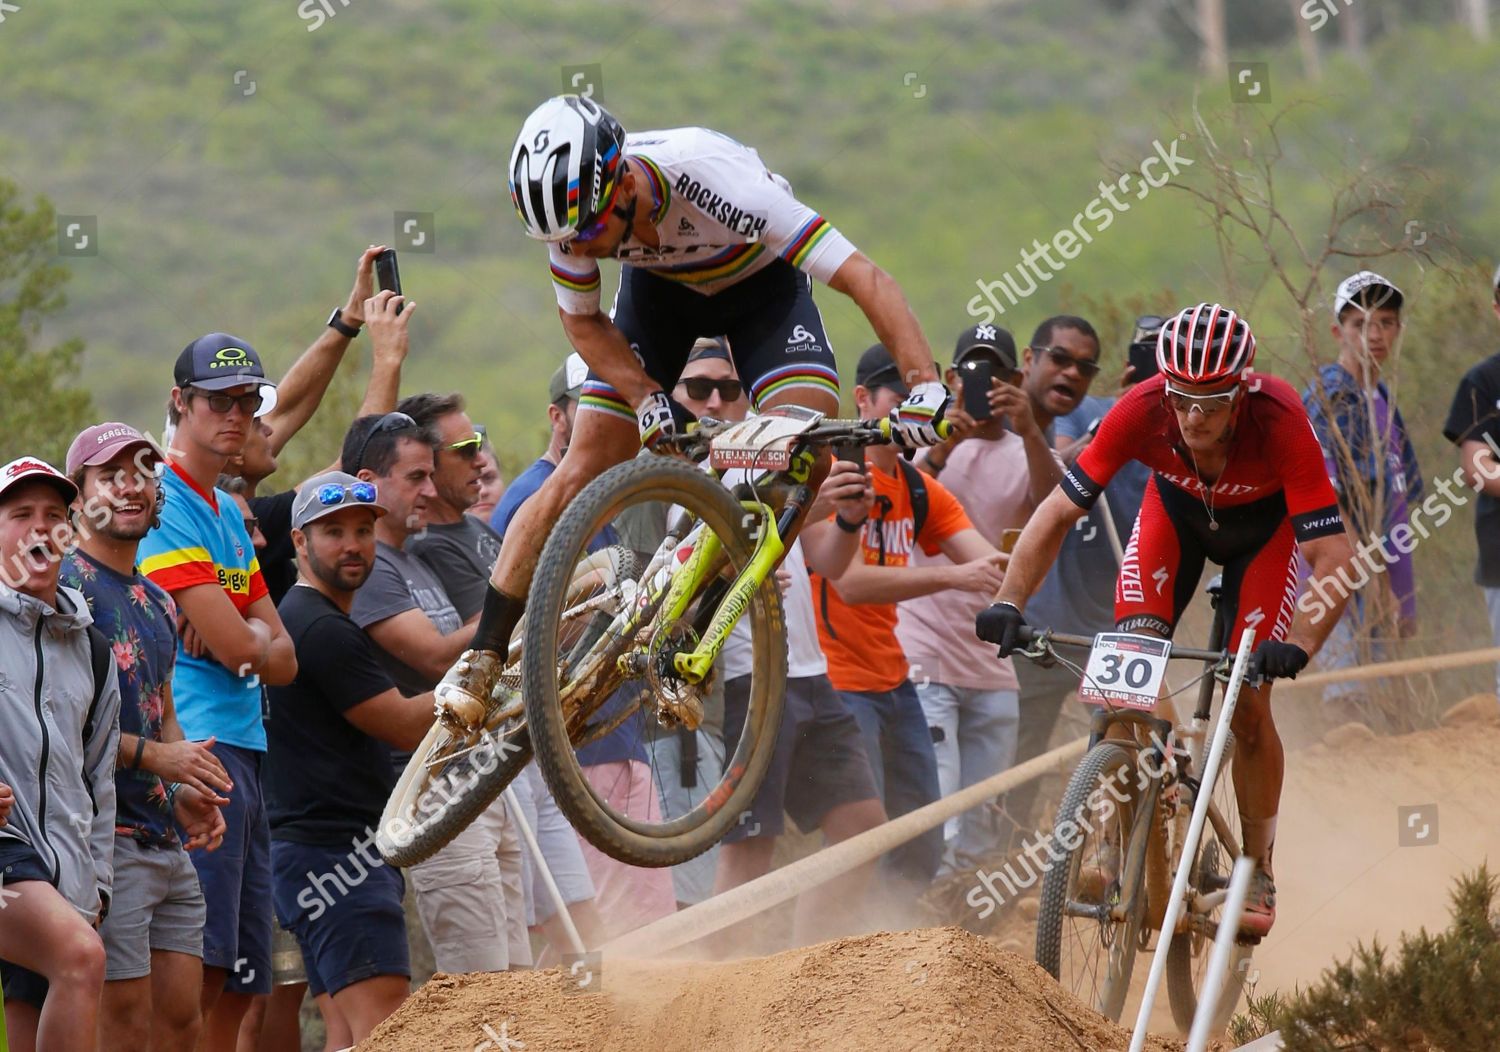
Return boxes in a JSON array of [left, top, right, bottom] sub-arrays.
[[1128, 627, 1256, 1052], [503, 785, 586, 958], [1187, 855, 1256, 1052]]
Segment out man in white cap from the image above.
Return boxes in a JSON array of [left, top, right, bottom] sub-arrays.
[[1301, 271, 1423, 726], [0, 456, 120, 1052]]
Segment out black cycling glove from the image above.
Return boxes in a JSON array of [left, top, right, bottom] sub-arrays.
[[1249, 640, 1309, 682], [975, 602, 1027, 658]]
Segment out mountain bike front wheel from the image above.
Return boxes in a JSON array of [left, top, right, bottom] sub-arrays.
[[1035, 740, 1151, 1022], [523, 456, 787, 868]]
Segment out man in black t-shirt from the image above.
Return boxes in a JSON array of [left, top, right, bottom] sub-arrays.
[[1442, 266, 1500, 697], [265, 472, 439, 1047]]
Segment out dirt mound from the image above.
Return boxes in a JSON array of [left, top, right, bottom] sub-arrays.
[[360, 927, 1183, 1052]]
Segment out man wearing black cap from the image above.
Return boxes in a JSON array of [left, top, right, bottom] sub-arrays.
[[805, 345, 1006, 892], [0, 457, 120, 1052], [139, 333, 298, 1045], [489, 352, 591, 539], [264, 472, 434, 1046], [1443, 263, 1500, 702], [1301, 272, 1422, 725], [896, 322, 1080, 871]]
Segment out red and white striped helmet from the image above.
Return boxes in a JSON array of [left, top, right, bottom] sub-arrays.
[[1156, 303, 1256, 386]]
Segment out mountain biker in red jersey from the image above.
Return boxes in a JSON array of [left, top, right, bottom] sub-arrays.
[[976, 302, 1358, 938], [435, 95, 951, 722]]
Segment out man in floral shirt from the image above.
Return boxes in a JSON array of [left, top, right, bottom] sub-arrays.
[[62, 423, 229, 1052]]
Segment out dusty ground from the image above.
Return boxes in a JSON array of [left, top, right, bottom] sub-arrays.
[[360, 927, 1184, 1052], [359, 700, 1500, 1051]]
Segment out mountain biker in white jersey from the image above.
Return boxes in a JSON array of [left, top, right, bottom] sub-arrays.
[[434, 94, 952, 721]]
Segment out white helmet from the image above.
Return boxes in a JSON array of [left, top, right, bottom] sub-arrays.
[[508, 95, 626, 242]]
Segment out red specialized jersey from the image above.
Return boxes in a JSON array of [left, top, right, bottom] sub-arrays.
[[1063, 372, 1344, 543]]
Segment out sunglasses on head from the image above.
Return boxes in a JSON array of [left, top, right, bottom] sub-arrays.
[[1035, 346, 1102, 379], [188, 387, 263, 415], [676, 377, 743, 402], [1163, 380, 1240, 414], [314, 481, 379, 508], [352, 412, 418, 471]]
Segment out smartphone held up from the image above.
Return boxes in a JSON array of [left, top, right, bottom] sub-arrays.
[[375, 248, 404, 315]]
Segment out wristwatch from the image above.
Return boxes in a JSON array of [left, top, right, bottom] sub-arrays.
[[327, 307, 361, 339], [835, 512, 868, 534]]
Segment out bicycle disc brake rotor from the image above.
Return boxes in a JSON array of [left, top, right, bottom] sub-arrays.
[[645, 620, 706, 730]]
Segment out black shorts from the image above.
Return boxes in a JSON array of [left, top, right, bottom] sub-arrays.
[[579, 258, 840, 419], [0, 838, 58, 1008], [721, 672, 880, 841], [1116, 474, 1300, 647]]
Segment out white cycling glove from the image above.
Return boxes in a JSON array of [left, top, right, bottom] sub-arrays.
[[888, 380, 953, 449]]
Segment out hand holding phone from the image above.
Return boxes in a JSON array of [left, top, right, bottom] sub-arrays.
[[832, 440, 866, 473], [961, 359, 995, 421], [374, 249, 404, 315]]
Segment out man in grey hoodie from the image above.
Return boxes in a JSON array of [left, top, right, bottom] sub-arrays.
[[0, 456, 121, 1052]]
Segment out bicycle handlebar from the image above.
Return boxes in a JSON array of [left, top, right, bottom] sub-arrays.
[[1015, 624, 1232, 665]]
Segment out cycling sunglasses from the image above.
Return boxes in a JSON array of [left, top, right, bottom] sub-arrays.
[[313, 481, 380, 508], [1035, 346, 1102, 379], [571, 177, 629, 244], [446, 425, 487, 459], [186, 387, 263, 416], [352, 412, 418, 471], [676, 377, 743, 402], [1163, 380, 1240, 414]]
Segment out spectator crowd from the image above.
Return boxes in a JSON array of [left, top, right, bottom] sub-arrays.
[[2, 244, 1496, 1052]]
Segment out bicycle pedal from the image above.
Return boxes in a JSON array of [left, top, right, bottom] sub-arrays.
[[1235, 931, 1263, 947]]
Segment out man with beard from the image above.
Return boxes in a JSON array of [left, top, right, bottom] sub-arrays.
[[61, 424, 229, 1052], [264, 472, 435, 1047]]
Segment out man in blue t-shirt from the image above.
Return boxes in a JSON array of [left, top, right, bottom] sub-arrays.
[[137, 334, 297, 1043], [62, 422, 231, 1052]]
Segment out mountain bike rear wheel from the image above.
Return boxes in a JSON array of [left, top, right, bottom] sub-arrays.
[[523, 456, 786, 867]]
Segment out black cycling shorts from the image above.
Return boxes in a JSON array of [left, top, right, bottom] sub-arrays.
[[578, 258, 840, 419]]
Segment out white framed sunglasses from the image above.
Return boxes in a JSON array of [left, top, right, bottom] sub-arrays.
[[1163, 380, 1241, 414]]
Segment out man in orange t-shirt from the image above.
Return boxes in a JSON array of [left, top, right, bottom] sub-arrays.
[[806, 345, 1009, 888]]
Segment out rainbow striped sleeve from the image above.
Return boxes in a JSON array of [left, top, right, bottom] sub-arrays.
[[749, 362, 841, 410], [776, 212, 856, 284], [550, 261, 600, 295], [140, 545, 218, 593], [577, 379, 635, 422]]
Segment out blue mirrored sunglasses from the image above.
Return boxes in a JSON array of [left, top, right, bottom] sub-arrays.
[[315, 481, 379, 508]]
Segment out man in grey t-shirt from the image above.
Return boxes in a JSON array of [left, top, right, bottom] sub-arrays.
[[341, 408, 529, 975], [398, 392, 502, 621]]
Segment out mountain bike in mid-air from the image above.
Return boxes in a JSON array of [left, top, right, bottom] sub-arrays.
[[1018, 576, 1256, 1034], [381, 406, 937, 869]]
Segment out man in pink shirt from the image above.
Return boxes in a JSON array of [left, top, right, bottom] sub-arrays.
[[897, 321, 1098, 871]]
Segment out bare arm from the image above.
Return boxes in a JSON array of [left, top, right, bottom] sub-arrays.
[[125, 682, 233, 800], [263, 245, 384, 455], [799, 462, 874, 578], [174, 583, 272, 676], [357, 287, 413, 418], [559, 309, 659, 408], [829, 529, 1004, 605], [1460, 439, 1500, 499], [342, 688, 437, 752], [994, 487, 1089, 609], [245, 594, 297, 686], [1285, 531, 1357, 657], [365, 609, 475, 686], [827, 252, 939, 388]]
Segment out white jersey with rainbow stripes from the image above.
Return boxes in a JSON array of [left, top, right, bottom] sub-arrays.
[[546, 126, 857, 314]]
